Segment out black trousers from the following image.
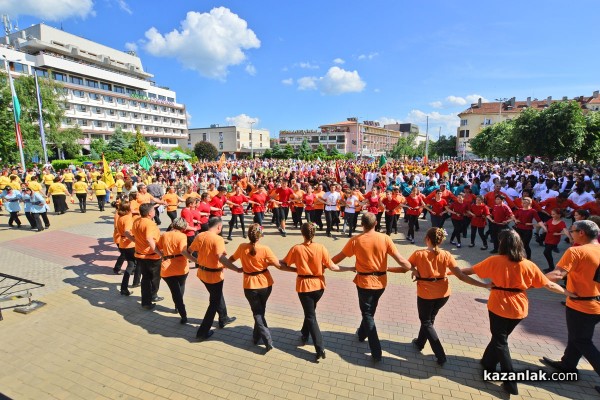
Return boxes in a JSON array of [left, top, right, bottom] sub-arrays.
[[356, 287, 385, 359], [24, 211, 35, 228], [481, 311, 522, 394], [197, 280, 228, 337], [407, 214, 418, 239], [292, 207, 304, 227], [344, 212, 357, 234], [65, 182, 73, 193], [244, 286, 273, 346], [32, 212, 50, 230], [167, 210, 177, 223], [414, 296, 450, 361], [325, 210, 339, 234], [163, 273, 188, 319], [113, 250, 125, 273], [153, 210, 161, 226], [137, 257, 161, 306], [450, 219, 466, 244], [298, 289, 324, 354], [253, 212, 264, 226], [471, 226, 487, 246], [490, 223, 509, 251], [313, 209, 324, 229], [228, 214, 245, 237], [384, 213, 395, 236], [515, 228, 533, 259], [76, 193, 87, 212], [375, 212, 383, 231], [543, 244, 558, 271], [462, 217, 471, 237], [8, 211, 21, 227], [305, 209, 315, 224], [561, 306, 600, 374], [96, 195, 106, 211], [52, 194, 68, 213], [120, 248, 140, 291], [430, 214, 444, 228]]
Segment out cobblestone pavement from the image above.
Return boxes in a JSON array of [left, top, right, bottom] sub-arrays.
[[0, 204, 598, 400]]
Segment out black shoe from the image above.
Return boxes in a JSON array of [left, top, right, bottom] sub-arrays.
[[480, 246, 488, 250], [152, 296, 164, 302], [372, 354, 382, 362], [120, 289, 132, 296], [227, 236, 232, 241], [356, 328, 365, 342], [412, 338, 422, 351], [436, 356, 447, 366], [282, 231, 287, 237], [560, 301, 566, 306], [469, 244, 475, 247], [197, 330, 214, 341], [540, 356, 578, 373], [456, 243, 461, 248], [180, 317, 188, 324], [130, 283, 140, 288], [243, 234, 247, 239], [142, 304, 156, 310], [501, 382, 518, 395], [553, 247, 560, 253], [253, 337, 260, 345], [113, 269, 122, 275], [219, 316, 236, 328], [265, 343, 275, 353], [315, 350, 326, 362], [45, 225, 50, 228]]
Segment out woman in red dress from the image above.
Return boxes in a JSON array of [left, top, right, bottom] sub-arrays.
[[538, 208, 569, 273]]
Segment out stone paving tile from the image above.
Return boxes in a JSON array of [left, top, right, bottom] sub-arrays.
[[1, 209, 599, 399]]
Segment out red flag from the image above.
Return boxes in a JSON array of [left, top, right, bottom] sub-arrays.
[[335, 161, 342, 183], [435, 161, 449, 177]]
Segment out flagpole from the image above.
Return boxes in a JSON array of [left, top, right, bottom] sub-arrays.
[[34, 71, 48, 164], [424, 115, 429, 163], [3, 57, 26, 171]]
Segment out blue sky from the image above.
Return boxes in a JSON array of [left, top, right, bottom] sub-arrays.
[[2, 0, 599, 138]]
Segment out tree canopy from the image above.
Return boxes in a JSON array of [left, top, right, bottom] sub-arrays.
[[194, 141, 219, 161]]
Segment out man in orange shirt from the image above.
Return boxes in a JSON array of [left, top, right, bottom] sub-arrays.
[[189, 217, 240, 341], [542, 220, 600, 389], [331, 212, 411, 361], [131, 203, 164, 310]]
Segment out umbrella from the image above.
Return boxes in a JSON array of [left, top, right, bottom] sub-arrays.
[[151, 149, 170, 160], [169, 150, 191, 160]]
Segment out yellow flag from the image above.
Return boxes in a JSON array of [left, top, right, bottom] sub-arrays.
[[102, 154, 115, 188]]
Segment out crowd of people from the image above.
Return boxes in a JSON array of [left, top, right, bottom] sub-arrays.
[[2, 157, 600, 395]]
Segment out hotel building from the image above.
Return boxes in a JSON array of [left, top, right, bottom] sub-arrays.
[[1, 23, 188, 149], [184, 125, 270, 158]]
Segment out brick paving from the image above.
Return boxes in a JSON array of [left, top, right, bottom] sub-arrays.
[[0, 204, 599, 399]]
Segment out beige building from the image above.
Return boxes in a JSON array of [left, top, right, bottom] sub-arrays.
[[457, 92, 600, 156], [184, 125, 270, 158], [2, 23, 188, 150], [279, 118, 424, 156]]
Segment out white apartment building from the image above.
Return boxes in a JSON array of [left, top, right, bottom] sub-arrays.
[[184, 125, 270, 158], [1, 23, 188, 149]]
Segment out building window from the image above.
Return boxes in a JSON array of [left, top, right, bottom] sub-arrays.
[[167, 97, 174, 103], [53, 72, 67, 82], [163, 117, 169, 122], [202, 133, 207, 141], [90, 93, 101, 101], [70, 76, 84, 85], [153, 116, 159, 121], [119, 111, 128, 117], [219, 132, 223, 141], [109, 122, 115, 128], [94, 107, 102, 114], [108, 109, 115, 116], [116, 98, 126, 105], [483, 118, 492, 125], [236, 131, 240, 139], [90, 134, 102, 140], [126, 88, 136, 95], [35, 69, 49, 78], [114, 85, 125, 94], [100, 82, 111, 91], [158, 95, 166, 101], [140, 102, 147, 108], [94, 120, 103, 127], [78, 119, 88, 126], [77, 105, 87, 112], [148, 93, 157, 99], [152, 105, 158, 110], [169, 138, 177, 144], [87, 79, 99, 88], [133, 113, 139, 119], [328, 136, 336, 141], [73, 90, 85, 98], [459, 130, 470, 138], [219, 142, 224, 150], [103, 95, 113, 103], [460, 119, 468, 126], [130, 100, 138, 106], [143, 114, 149, 120]]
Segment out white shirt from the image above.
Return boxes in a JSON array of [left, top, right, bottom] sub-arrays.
[[568, 191, 595, 206], [539, 189, 558, 202], [344, 195, 358, 213], [323, 191, 341, 211]]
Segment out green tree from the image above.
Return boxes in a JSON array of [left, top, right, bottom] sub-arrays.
[[262, 148, 272, 159], [430, 135, 457, 157], [327, 146, 340, 157], [470, 121, 516, 159], [314, 144, 326, 160], [577, 112, 600, 162], [284, 144, 296, 159], [193, 141, 218, 161], [390, 134, 417, 159], [131, 128, 147, 159], [52, 126, 83, 159], [106, 126, 132, 153], [344, 152, 356, 160], [89, 138, 107, 160], [297, 139, 312, 160]]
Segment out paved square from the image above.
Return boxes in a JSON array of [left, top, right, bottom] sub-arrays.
[[0, 206, 598, 399]]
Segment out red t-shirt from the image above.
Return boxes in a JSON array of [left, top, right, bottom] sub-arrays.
[[514, 208, 540, 231], [382, 198, 401, 215], [303, 193, 316, 211], [491, 203, 513, 224], [196, 201, 210, 225], [427, 198, 447, 215], [209, 195, 226, 216], [250, 193, 267, 213], [405, 195, 422, 216], [366, 194, 380, 214], [229, 195, 249, 215], [449, 201, 469, 221], [544, 220, 566, 245], [469, 204, 489, 228], [180, 207, 196, 237], [275, 187, 294, 207]]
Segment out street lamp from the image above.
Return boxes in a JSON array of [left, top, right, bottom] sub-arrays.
[[249, 120, 255, 159]]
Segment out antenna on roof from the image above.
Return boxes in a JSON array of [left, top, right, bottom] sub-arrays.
[[2, 15, 13, 36]]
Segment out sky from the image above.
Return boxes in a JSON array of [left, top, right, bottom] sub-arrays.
[[1, 0, 599, 139]]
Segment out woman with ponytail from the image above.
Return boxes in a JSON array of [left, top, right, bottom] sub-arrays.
[[280, 222, 353, 362], [408, 227, 490, 366], [229, 223, 281, 352]]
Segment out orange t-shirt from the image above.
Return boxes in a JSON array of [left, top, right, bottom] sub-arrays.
[[313, 191, 325, 210], [183, 192, 201, 202], [189, 231, 226, 284], [292, 190, 306, 207], [557, 243, 600, 315], [163, 193, 180, 212], [131, 217, 161, 259], [342, 231, 396, 290], [473, 255, 549, 319], [113, 212, 121, 245], [269, 189, 280, 209], [158, 231, 189, 277], [232, 243, 278, 289], [207, 189, 218, 198], [136, 192, 153, 204], [283, 242, 333, 292], [392, 194, 406, 215], [117, 214, 135, 249], [408, 249, 457, 299], [130, 199, 140, 215]]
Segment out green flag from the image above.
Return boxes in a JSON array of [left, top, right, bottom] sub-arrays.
[[139, 155, 152, 171], [379, 155, 387, 168]]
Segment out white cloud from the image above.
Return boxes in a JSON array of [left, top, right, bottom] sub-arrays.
[[245, 64, 256, 76], [298, 62, 319, 69], [333, 58, 345, 65], [124, 42, 138, 52], [0, 0, 94, 20], [445, 95, 467, 106], [429, 101, 443, 108], [116, 0, 132, 14], [374, 88, 380, 93], [281, 78, 294, 86], [296, 67, 366, 95], [142, 7, 260, 80], [225, 114, 259, 128], [430, 94, 489, 109], [378, 110, 459, 137], [297, 76, 318, 91], [320, 67, 366, 95], [358, 52, 379, 60], [185, 111, 192, 127]]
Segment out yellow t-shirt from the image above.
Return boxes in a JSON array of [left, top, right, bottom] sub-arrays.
[[25, 174, 32, 183], [90, 171, 100, 181], [9, 181, 20, 190], [73, 181, 88, 194], [92, 181, 108, 196], [0, 176, 9, 189], [28, 181, 42, 192], [63, 173, 74, 183], [77, 172, 87, 182], [115, 179, 125, 193], [48, 182, 67, 195], [43, 174, 55, 185], [9, 174, 21, 184]]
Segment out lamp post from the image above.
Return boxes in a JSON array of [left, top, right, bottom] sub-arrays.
[[249, 120, 255, 159]]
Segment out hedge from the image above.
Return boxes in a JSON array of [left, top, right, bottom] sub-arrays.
[[51, 159, 84, 170]]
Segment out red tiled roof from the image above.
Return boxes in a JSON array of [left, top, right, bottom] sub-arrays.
[[459, 97, 596, 115]]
